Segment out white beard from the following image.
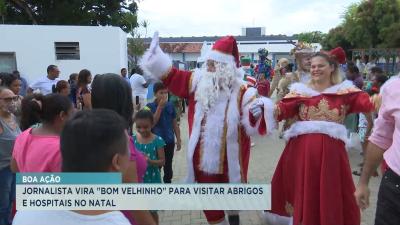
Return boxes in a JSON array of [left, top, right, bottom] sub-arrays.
[[195, 63, 238, 111]]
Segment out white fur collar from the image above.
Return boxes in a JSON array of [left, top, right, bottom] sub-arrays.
[[289, 80, 356, 96], [185, 80, 243, 182]]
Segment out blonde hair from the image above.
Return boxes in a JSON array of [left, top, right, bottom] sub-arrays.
[[310, 52, 342, 85], [277, 58, 289, 69]]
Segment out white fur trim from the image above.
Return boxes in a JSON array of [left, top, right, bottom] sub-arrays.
[[190, 69, 203, 93], [184, 81, 244, 183], [260, 211, 292, 225], [184, 101, 204, 183], [201, 95, 229, 174], [289, 80, 356, 96], [200, 81, 242, 182], [241, 88, 276, 136], [206, 50, 236, 66], [241, 87, 259, 136], [139, 46, 172, 81], [259, 97, 277, 135], [215, 219, 229, 225], [283, 121, 350, 147], [226, 84, 241, 183], [185, 79, 247, 183]]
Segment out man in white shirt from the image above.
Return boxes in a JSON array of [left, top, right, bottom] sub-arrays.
[[120, 68, 130, 85], [129, 67, 148, 110], [28, 65, 60, 95]]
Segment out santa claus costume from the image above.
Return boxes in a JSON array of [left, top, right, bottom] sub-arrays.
[[262, 50, 375, 225], [140, 33, 275, 225]]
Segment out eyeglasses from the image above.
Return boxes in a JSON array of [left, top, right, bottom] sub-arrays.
[[0, 96, 19, 102]]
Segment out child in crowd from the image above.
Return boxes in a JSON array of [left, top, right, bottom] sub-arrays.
[[52, 80, 70, 97], [91, 73, 155, 225], [256, 73, 270, 97], [68, 73, 78, 107], [134, 109, 165, 183], [133, 109, 165, 224], [146, 82, 181, 184], [12, 110, 132, 225], [11, 94, 73, 173]]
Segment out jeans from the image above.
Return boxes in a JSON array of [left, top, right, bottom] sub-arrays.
[[0, 167, 15, 225], [375, 168, 400, 225], [163, 142, 175, 183]]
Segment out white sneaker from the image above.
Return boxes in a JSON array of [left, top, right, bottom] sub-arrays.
[[251, 142, 256, 147]]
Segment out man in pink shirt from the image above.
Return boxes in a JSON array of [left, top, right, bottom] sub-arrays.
[[355, 76, 400, 225]]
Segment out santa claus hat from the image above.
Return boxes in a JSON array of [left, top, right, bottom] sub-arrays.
[[329, 47, 346, 64], [206, 36, 240, 67]]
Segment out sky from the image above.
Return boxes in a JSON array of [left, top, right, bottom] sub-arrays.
[[136, 0, 359, 37]]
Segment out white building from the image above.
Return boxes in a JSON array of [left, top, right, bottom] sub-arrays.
[[0, 25, 127, 83]]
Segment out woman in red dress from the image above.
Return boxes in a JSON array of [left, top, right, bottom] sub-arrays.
[[262, 51, 375, 225]]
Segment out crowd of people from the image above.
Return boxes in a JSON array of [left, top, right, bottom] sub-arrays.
[[0, 32, 399, 225], [0, 65, 183, 225]]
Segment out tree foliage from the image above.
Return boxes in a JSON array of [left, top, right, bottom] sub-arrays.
[[293, 31, 326, 43], [2, 0, 138, 33], [320, 26, 354, 52], [323, 0, 400, 49], [127, 20, 149, 68]]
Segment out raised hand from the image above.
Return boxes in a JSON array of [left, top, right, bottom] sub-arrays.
[[158, 95, 168, 108], [139, 31, 172, 80], [148, 31, 160, 59]]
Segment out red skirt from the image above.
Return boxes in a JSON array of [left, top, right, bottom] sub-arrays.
[[271, 133, 360, 225]]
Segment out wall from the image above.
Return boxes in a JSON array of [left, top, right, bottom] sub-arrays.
[[0, 25, 127, 83], [168, 53, 200, 63]]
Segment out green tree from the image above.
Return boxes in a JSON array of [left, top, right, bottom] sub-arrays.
[[3, 0, 138, 33], [294, 31, 326, 43], [323, 0, 400, 49], [375, 0, 400, 47], [341, 0, 400, 48], [321, 26, 354, 52], [128, 20, 149, 68], [0, 0, 6, 23], [341, 2, 370, 47]]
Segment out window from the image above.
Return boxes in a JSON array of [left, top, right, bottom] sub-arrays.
[[0, 52, 17, 73], [55, 42, 80, 60]]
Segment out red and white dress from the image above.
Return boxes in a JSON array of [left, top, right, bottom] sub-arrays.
[[270, 80, 374, 225], [161, 67, 275, 223]]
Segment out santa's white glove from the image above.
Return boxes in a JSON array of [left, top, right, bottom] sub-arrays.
[[139, 32, 172, 80], [250, 99, 264, 120]]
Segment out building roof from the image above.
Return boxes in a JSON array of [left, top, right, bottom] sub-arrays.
[[159, 43, 203, 53], [142, 35, 295, 44]]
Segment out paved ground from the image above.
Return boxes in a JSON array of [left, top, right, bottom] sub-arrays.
[[158, 111, 381, 225]]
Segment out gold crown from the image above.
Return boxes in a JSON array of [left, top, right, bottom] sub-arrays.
[[290, 42, 315, 56]]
